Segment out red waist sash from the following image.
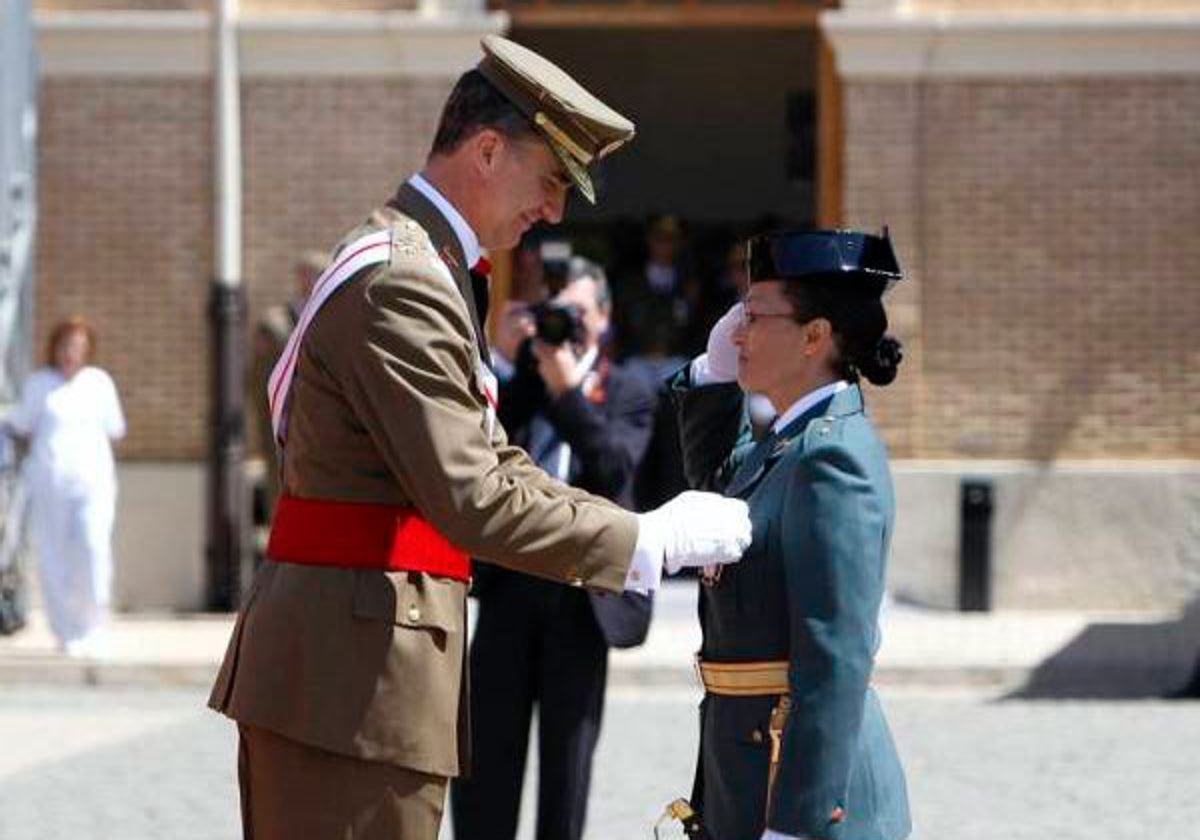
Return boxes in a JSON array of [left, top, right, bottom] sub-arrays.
[[266, 495, 471, 581]]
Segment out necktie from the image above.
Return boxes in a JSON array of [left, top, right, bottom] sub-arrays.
[[470, 257, 491, 325]]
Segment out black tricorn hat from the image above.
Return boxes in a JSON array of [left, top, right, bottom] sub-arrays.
[[747, 228, 903, 297]]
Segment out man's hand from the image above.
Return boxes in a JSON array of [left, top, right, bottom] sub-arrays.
[[532, 339, 583, 398], [494, 301, 535, 365], [705, 302, 742, 382], [637, 490, 752, 574]]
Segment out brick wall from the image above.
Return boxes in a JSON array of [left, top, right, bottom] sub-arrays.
[[34, 76, 452, 459], [840, 80, 923, 458], [843, 77, 1200, 459], [242, 77, 450, 329], [36, 79, 213, 460]]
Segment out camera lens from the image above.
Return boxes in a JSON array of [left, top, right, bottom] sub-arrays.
[[533, 302, 583, 346]]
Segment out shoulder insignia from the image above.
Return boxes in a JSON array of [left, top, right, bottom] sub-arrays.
[[390, 218, 431, 261], [803, 416, 843, 447], [385, 213, 457, 290]]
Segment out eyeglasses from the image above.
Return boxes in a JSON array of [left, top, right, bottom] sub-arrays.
[[739, 306, 795, 328]]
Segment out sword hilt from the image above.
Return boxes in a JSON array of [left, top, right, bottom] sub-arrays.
[[654, 798, 710, 840]]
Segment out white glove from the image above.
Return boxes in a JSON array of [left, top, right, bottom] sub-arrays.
[[637, 490, 752, 575], [704, 302, 742, 382]]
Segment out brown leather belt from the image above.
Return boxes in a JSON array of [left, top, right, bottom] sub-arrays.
[[695, 657, 789, 697]]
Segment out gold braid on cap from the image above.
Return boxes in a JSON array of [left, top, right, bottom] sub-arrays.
[[596, 137, 626, 159], [534, 112, 594, 166]]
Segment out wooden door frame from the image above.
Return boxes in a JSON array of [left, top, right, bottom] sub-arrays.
[[816, 29, 843, 228]]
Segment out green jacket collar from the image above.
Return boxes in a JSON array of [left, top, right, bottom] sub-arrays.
[[773, 383, 863, 445]]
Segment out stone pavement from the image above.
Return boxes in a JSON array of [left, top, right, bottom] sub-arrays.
[[3, 684, 1200, 840], [2, 582, 1198, 696]]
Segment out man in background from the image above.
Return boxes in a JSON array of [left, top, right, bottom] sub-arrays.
[[453, 257, 656, 840], [249, 249, 324, 525]]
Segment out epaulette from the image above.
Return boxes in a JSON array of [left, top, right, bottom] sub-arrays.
[[388, 214, 437, 264], [803, 413, 845, 448], [377, 213, 458, 293]]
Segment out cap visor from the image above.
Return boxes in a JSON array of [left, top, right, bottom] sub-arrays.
[[546, 138, 595, 205]]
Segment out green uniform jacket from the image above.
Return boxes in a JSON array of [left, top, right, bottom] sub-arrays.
[[208, 184, 637, 779], [672, 371, 910, 840]]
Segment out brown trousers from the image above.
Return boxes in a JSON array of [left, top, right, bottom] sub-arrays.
[[238, 724, 447, 840]]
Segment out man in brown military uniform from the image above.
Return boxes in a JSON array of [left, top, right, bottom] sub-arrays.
[[209, 36, 752, 840]]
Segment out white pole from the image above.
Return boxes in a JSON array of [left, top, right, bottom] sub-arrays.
[[214, 0, 241, 289], [207, 0, 246, 609]]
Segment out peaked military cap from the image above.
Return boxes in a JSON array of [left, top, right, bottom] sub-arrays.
[[747, 228, 903, 297], [477, 35, 636, 204]]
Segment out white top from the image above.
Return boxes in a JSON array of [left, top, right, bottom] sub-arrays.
[[409, 173, 482, 269], [6, 366, 125, 492]]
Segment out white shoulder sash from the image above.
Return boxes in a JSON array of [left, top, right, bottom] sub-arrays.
[[266, 230, 392, 444]]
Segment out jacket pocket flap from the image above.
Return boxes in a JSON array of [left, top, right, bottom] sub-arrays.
[[351, 571, 461, 634]]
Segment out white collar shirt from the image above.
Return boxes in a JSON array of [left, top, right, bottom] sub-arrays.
[[771, 380, 849, 436], [408, 173, 483, 269]]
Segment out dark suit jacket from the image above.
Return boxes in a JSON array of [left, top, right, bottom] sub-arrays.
[[474, 351, 656, 648], [672, 374, 911, 840]]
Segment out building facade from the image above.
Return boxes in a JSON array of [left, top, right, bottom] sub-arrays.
[[826, 0, 1200, 608], [30, 0, 1200, 609]]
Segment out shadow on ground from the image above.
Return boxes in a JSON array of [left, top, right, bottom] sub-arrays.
[[1009, 597, 1200, 700]]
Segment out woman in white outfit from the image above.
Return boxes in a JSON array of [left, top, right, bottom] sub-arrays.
[[3, 317, 125, 655]]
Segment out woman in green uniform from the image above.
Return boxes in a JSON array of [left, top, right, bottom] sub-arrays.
[[670, 229, 912, 840]]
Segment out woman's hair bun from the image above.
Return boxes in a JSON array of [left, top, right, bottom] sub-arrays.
[[859, 335, 903, 386]]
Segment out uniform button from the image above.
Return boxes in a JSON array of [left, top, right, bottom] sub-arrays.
[[406, 605, 421, 622], [569, 578, 584, 588], [750, 729, 764, 744]]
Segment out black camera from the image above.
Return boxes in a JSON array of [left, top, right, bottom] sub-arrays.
[[531, 301, 585, 346]]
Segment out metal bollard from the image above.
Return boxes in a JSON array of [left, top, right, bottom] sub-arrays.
[[958, 478, 994, 612]]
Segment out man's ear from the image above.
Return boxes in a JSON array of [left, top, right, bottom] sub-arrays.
[[473, 128, 503, 174]]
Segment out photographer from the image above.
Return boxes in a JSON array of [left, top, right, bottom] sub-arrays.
[[452, 257, 657, 840]]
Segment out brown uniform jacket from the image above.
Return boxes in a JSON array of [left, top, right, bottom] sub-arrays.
[[208, 183, 638, 778]]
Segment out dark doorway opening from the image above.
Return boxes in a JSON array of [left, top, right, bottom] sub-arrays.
[[509, 25, 821, 354]]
